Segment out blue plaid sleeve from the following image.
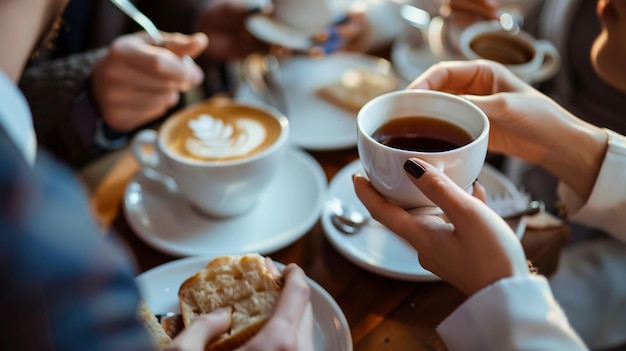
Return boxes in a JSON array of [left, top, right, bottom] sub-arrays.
[[0, 132, 154, 351]]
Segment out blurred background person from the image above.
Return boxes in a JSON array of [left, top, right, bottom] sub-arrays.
[[21, 0, 521, 170]]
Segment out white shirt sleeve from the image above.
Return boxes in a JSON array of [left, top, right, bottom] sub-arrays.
[[557, 129, 626, 242], [437, 275, 587, 351]]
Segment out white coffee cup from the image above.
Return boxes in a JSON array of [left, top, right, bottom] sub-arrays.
[[459, 20, 561, 84], [357, 90, 489, 212], [131, 99, 289, 218], [271, 0, 350, 35]]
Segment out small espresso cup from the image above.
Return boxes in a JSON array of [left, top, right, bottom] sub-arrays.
[[131, 99, 289, 218], [459, 20, 561, 84], [272, 0, 350, 35], [357, 90, 489, 212]]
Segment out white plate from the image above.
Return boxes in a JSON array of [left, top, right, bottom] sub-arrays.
[[245, 14, 314, 51], [135, 255, 352, 351], [236, 52, 400, 151], [124, 148, 327, 257], [321, 160, 526, 281]]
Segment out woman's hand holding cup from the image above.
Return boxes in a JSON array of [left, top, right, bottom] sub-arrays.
[[353, 159, 529, 296], [408, 60, 608, 201]]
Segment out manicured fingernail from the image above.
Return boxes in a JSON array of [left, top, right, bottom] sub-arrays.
[[404, 159, 426, 179]]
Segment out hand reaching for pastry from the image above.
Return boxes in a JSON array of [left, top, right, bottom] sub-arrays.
[[166, 260, 314, 351]]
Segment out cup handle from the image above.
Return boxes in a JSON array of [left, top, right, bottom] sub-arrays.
[[531, 40, 561, 83], [130, 129, 178, 192]]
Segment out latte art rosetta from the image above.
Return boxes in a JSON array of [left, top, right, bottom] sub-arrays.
[[185, 114, 267, 159]]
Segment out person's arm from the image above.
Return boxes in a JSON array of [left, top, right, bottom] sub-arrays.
[[353, 159, 588, 350], [0, 130, 153, 350], [439, 276, 587, 350], [557, 129, 626, 242], [19, 49, 110, 168]]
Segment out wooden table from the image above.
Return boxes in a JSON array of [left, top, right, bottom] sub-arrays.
[[82, 145, 569, 351]]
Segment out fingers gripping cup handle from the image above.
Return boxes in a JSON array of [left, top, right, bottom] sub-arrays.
[[131, 129, 178, 191]]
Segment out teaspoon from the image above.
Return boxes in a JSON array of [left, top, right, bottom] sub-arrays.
[[329, 198, 369, 235]]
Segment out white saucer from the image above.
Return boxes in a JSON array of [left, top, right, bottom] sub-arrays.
[[392, 16, 466, 84], [391, 39, 441, 84], [321, 160, 526, 281], [124, 148, 327, 257], [236, 52, 400, 151], [135, 255, 352, 351], [245, 14, 314, 51]]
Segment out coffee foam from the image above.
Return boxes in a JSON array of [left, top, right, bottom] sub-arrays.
[[163, 104, 282, 163], [184, 114, 266, 159]]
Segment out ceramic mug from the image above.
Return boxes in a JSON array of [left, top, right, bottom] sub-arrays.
[[357, 89, 489, 213], [459, 20, 561, 84], [271, 0, 350, 35], [131, 99, 289, 218]]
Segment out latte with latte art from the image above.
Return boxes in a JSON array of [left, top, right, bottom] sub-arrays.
[[162, 104, 283, 162]]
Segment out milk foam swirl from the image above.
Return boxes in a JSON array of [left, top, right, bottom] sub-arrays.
[[185, 114, 266, 159]]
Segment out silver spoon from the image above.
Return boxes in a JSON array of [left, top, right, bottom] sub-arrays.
[[109, 0, 195, 72], [328, 198, 369, 235], [498, 9, 523, 34], [329, 198, 544, 235]]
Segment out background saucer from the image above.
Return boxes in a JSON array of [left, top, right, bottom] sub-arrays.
[[136, 255, 352, 351], [236, 52, 401, 150], [245, 14, 313, 50], [124, 148, 327, 256], [322, 160, 526, 281]]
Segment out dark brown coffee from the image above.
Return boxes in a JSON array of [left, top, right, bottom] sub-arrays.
[[470, 32, 534, 65], [371, 116, 473, 152]]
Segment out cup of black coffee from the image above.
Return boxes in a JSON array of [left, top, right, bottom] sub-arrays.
[[357, 90, 489, 212], [459, 20, 561, 84]]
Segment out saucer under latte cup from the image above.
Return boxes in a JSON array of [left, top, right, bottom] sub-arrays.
[[131, 99, 289, 218], [357, 90, 489, 213], [271, 0, 350, 35], [459, 20, 561, 84]]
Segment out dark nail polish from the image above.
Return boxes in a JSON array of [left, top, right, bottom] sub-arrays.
[[404, 160, 426, 179]]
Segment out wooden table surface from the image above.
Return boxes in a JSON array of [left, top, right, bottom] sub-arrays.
[[84, 144, 569, 351]]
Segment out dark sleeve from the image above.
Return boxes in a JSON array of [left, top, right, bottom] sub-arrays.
[[0, 132, 154, 351], [19, 48, 110, 168]]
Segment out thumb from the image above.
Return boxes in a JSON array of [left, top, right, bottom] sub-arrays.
[[162, 32, 209, 59], [167, 309, 231, 351]]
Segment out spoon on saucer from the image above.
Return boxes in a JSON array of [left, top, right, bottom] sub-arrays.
[[329, 198, 369, 235]]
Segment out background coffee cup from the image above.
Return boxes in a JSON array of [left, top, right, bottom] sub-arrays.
[[271, 0, 350, 35], [459, 20, 561, 84], [131, 99, 289, 218], [357, 90, 489, 212]]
